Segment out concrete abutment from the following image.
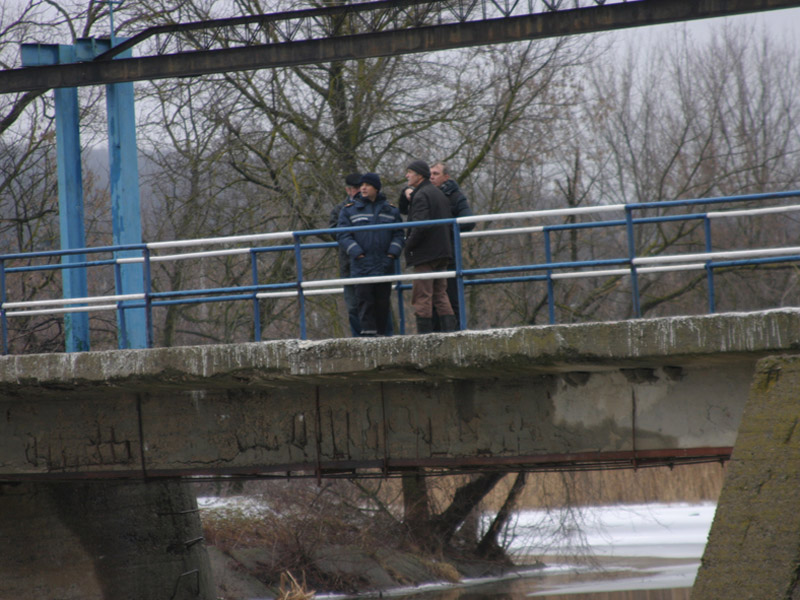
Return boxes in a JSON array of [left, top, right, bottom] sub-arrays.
[[693, 355, 800, 599], [0, 479, 214, 600]]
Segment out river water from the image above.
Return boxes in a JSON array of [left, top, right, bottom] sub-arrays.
[[351, 503, 715, 600]]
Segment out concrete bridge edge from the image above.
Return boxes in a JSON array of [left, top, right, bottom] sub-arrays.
[[692, 354, 800, 599]]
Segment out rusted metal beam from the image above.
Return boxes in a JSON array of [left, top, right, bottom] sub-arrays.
[[1, 0, 799, 93], [0, 447, 732, 482]]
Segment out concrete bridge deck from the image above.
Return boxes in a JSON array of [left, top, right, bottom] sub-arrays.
[[2, 309, 799, 481]]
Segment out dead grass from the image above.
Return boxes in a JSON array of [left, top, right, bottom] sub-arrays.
[[369, 462, 728, 514], [278, 572, 315, 600]]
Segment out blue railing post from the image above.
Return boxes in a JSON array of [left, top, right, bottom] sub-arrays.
[[113, 261, 129, 350], [452, 220, 466, 330], [143, 247, 154, 348], [293, 234, 308, 340], [0, 259, 7, 355], [625, 205, 642, 317], [704, 216, 716, 313], [544, 230, 556, 324], [393, 257, 406, 335], [251, 249, 262, 342]]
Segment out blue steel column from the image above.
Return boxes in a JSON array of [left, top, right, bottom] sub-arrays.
[[104, 44, 147, 349], [55, 79, 91, 351], [21, 44, 91, 352]]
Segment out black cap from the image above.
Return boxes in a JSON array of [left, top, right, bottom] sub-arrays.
[[407, 160, 430, 179], [360, 172, 382, 191], [345, 173, 362, 187]]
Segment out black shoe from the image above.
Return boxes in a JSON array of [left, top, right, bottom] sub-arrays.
[[440, 314, 458, 332], [415, 316, 433, 334]]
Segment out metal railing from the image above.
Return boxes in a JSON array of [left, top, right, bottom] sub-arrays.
[[2, 189, 800, 354]]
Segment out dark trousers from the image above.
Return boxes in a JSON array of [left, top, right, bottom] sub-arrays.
[[343, 284, 361, 337], [355, 282, 392, 336]]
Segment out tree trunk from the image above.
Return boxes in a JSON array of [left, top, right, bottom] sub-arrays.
[[401, 469, 431, 544], [477, 472, 527, 561], [432, 472, 504, 546]]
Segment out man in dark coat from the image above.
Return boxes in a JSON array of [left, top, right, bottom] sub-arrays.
[[402, 160, 457, 334], [337, 173, 404, 336], [329, 173, 363, 336], [429, 162, 475, 330]]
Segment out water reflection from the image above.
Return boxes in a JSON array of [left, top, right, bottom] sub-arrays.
[[388, 561, 694, 600], [377, 503, 711, 600]]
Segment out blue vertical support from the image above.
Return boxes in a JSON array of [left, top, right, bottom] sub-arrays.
[[452, 221, 466, 330], [22, 43, 91, 352], [544, 229, 556, 324], [293, 234, 308, 340], [103, 43, 147, 349], [625, 206, 642, 318], [251, 249, 262, 341], [113, 261, 129, 349], [1, 260, 8, 355], [142, 247, 154, 348], [704, 215, 716, 314], [393, 257, 406, 335], [55, 79, 91, 352]]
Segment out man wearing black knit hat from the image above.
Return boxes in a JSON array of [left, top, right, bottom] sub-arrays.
[[403, 160, 457, 333], [337, 173, 404, 336]]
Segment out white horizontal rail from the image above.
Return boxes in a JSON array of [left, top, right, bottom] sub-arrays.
[[257, 287, 343, 299], [118, 247, 252, 264], [3, 293, 145, 310], [707, 204, 800, 219], [302, 271, 456, 289], [634, 246, 800, 265], [146, 231, 293, 250], [550, 263, 707, 280], [457, 203, 626, 225], [5, 304, 118, 317], [462, 225, 545, 238]]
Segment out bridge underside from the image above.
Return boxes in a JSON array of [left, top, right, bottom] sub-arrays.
[[2, 310, 799, 482]]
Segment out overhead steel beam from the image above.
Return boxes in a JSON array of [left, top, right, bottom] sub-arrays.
[[1, 0, 799, 93]]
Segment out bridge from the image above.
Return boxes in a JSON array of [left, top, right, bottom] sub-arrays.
[[4, 2, 800, 597], [2, 309, 797, 481], [3, 309, 800, 598]]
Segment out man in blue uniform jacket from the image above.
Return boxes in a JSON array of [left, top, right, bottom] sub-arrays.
[[337, 173, 404, 336]]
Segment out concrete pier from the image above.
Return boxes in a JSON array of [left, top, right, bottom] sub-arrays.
[[0, 480, 214, 600], [693, 354, 800, 599]]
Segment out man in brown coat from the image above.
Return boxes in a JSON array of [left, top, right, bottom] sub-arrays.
[[403, 160, 457, 333]]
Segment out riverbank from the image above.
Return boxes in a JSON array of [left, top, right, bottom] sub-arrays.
[[199, 498, 716, 600], [199, 494, 523, 600]]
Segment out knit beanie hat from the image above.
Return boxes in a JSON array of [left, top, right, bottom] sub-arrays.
[[345, 172, 362, 187], [360, 172, 382, 191], [407, 160, 430, 179]]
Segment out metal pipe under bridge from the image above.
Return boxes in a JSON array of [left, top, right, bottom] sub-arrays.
[[2, 309, 799, 482]]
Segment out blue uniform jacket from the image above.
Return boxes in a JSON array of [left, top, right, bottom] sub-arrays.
[[337, 193, 405, 278]]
